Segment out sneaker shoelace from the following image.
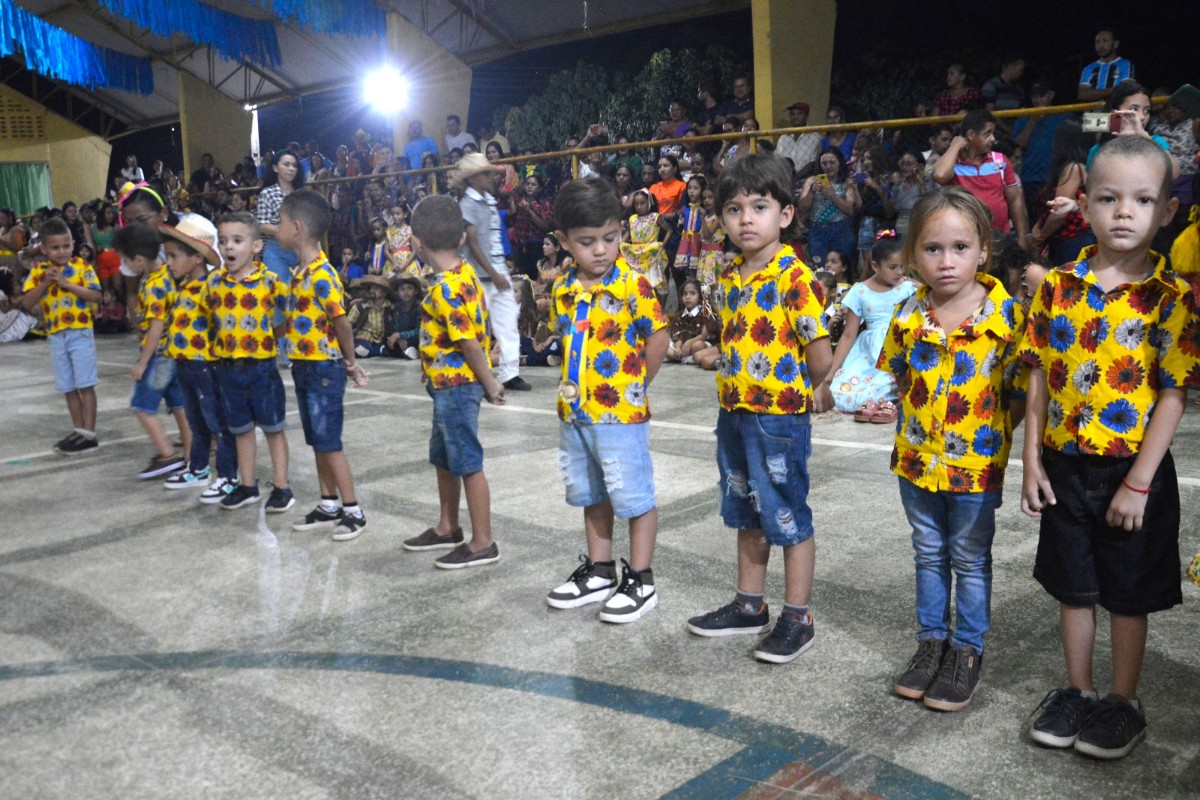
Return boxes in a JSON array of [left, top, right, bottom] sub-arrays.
[[1034, 689, 1087, 726], [936, 648, 967, 689], [614, 559, 642, 597], [565, 555, 597, 586], [1087, 698, 1138, 737], [909, 641, 943, 673]]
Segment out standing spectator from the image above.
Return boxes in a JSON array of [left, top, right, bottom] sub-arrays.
[[403, 121, 439, 174], [444, 115, 476, 153], [1013, 81, 1071, 221], [717, 75, 755, 126], [477, 122, 510, 157], [255, 150, 302, 285], [695, 82, 722, 136], [509, 174, 554, 280], [188, 153, 224, 194], [1149, 95, 1199, 211], [120, 155, 144, 183], [300, 140, 331, 182], [1078, 29, 1134, 102], [656, 100, 692, 142], [797, 149, 861, 269], [821, 107, 857, 163], [923, 123, 955, 177], [982, 56, 1026, 113], [934, 64, 981, 117], [775, 102, 821, 174]]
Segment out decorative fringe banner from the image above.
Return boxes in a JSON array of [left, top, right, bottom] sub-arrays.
[[97, 0, 282, 68], [252, 0, 385, 38], [0, 0, 153, 93]]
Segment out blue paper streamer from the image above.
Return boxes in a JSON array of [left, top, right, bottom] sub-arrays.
[[97, 0, 282, 67], [0, 0, 153, 94], [253, 0, 384, 37]]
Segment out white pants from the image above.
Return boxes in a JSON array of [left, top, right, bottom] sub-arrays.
[[482, 279, 520, 383]]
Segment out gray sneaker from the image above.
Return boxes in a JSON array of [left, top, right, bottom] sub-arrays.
[[895, 639, 949, 700], [434, 542, 499, 570], [923, 645, 982, 711], [403, 526, 464, 551]]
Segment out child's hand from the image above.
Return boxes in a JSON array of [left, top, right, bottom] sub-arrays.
[[386, 333, 401, 349], [130, 362, 146, 381], [42, 266, 59, 285], [1044, 195, 1078, 221], [1020, 458, 1056, 518], [1105, 482, 1149, 532], [346, 360, 369, 388], [813, 383, 834, 413], [484, 380, 505, 405]]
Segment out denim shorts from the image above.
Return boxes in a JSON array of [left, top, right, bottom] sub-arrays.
[[292, 359, 346, 453], [428, 382, 484, 476], [216, 358, 287, 435], [1035, 448, 1182, 615], [716, 410, 814, 546], [558, 420, 656, 519], [49, 328, 99, 393], [130, 351, 184, 414]]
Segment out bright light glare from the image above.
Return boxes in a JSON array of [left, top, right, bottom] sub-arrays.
[[364, 67, 409, 113]]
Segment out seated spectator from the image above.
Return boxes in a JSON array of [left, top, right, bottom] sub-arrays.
[[486, 141, 521, 198], [890, 102, 931, 156], [93, 289, 129, 334], [923, 122, 955, 177], [1149, 92, 1198, 211], [717, 74, 754, 125], [188, 153, 224, 193], [348, 275, 402, 358], [0, 208, 27, 271], [337, 246, 366, 284], [934, 64, 981, 117], [120, 154, 144, 183], [517, 280, 560, 367], [1029, 119, 1095, 265]]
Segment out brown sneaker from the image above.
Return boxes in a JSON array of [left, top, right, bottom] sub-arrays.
[[923, 645, 983, 712], [895, 639, 949, 699], [403, 526, 464, 551], [434, 542, 500, 570]]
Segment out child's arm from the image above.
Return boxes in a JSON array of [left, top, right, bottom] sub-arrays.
[[822, 307, 862, 385], [1020, 366, 1055, 518], [20, 268, 52, 311], [1105, 388, 1184, 532], [806, 337, 835, 412], [331, 314, 369, 387], [459, 338, 505, 404], [642, 328, 670, 386], [131, 319, 165, 380], [56, 268, 101, 304]]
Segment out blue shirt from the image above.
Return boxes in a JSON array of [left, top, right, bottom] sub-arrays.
[[1079, 57, 1134, 92], [404, 136, 440, 171], [1011, 113, 1070, 184]]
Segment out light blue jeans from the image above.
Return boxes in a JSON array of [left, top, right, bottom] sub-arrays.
[[898, 478, 1001, 654]]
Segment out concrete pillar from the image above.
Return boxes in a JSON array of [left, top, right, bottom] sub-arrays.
[[752, 0, 837, 131], [385, 12, 473, 161], [178, 71, 253, 187]]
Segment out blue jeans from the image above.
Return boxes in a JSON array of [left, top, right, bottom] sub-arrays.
[[716, 410, 814, 546], [428, 382, 484, 476], [806, 220, 854, 272], [558, 420, 656, 519], [292, 359, 346, 453], [261, 238, 298, 328], [130, 351, 184, 413], [176, 359, 237, 479], [216, 358, 287, 434], [899, 478, 1001, 654]]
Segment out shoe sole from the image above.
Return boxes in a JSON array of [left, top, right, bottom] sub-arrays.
[[200, 493, 232, 505], [292, 518, 341, 532], [686, 622, 769, 637], [434, 552, 499, 570], [138, 462, 185, 480], [923, 686, 978, 712], [754, 635, 816, 664], [1029, 728, 1080, 749], [894, 683, 931, 700], [402, 539, 463, 552], [163, 478, 209, 490], [1073, 729, 1145, 760], [599, 591, 657, 623], [219, 497, 261, 510], [265, 499, 296, 514], [547, 587, 616, 610], [332, 524, 367, 541]]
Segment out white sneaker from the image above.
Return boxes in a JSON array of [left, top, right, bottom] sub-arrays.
[[404, 346, 418, 359], [597, 560, 657, 624], [200, 476, 238, 504], [164, 467, 210, 490], [354, 344, 370, 357]]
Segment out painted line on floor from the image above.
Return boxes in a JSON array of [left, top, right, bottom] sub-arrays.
[[0, 649, 968, 800]]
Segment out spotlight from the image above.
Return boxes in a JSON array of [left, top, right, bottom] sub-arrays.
[[364, 67, 408, 114]]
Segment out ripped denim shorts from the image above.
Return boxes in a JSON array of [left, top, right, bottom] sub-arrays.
[[716, 410, 814, 546], [558, 420, 656, 519]]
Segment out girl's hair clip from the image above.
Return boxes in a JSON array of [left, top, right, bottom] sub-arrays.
[[875, 229, 898, 240]]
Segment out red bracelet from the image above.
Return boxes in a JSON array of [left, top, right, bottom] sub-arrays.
[[1121, 478, 1150, 495]]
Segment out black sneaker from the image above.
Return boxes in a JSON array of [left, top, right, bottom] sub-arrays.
[[598, 560, 656, 623], [264, 487, 295, 514], [434, 541, 499, 569], [1029, 687, 1099, 748], [686, 599, 770, 637], [923, 645, 983, 711], [293, 505, 342, 531], [71, 436, 99, 453], [547, 555, 618, 609], [1074, 694, 1147, 760], [53, 433, 79, 453], [56, 433, 98, 454], [220, 484, 261, 510], [402, 526, 464, 551], [332, 512, 367, 541], [753, 612, 815, 664], [138, 453, 185, 480], [895, 639, 949, 700], [502, 376, 532, 391]]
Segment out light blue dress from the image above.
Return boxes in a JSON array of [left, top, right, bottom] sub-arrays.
[[831, 280, 916, 413]]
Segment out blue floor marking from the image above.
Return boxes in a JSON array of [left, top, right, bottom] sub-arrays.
[[0, 650, 969, 799]]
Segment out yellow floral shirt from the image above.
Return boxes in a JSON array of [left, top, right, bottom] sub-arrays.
[[205, 262, 288, 359], [1017, 247, 1200, 456], [714, 245, 828, 414], [551, 259, 668, 424], [22, 257, 99, 334], [879, 273, 1026, 493], [285, 253, 347, 361], [419, 262, 490, 389], [138, 264, 177, 353], [166, 276, 215, 361]]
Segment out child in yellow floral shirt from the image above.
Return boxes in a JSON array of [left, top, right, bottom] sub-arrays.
[[544, 178, 669, 624], [401, 195, 506, 569], [1020, 137, 1198, 760], [879, 188, 1026, 712], [686, 154, 834, 664]]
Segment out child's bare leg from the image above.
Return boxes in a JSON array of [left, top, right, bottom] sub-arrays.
[[265, 430, 289, 489], [314, 451, 334, 497], [135, 410, 174, 457], [64, 391, 84, 430], [171, 407, 191, 459], [782, 538, 815, 607], [79, 386, 97, 432], [1109, 613, 1148, 700], [435, 466, 461, 533], [461, 470, 492, 550], [1061, 604, 1097, 692], [627, 507, 657, 572], [736, 528, 771, 595], [584, 502, 615, 563], [235, 430, 257, 486], [318, 450, 358, 504]]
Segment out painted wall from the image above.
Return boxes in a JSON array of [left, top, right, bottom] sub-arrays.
[[385, 12, 473, 161], [178, 71, 253, 184], [0, 84, 112, 206], [752, 0, 836, 131]]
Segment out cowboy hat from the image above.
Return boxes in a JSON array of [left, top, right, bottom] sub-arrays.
[[158, 213, 220, 266], [353, 273, 397, 299], [450, 152, 502, 189]]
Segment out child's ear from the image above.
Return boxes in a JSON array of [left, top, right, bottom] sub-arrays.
[[1159, 196, 1180, 229], [456, 231, 467, 248], [779, 203, 795, 229]]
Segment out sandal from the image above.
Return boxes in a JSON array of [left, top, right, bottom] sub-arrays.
[[870, 401, 899, 424], [853, 400, 879, 423]]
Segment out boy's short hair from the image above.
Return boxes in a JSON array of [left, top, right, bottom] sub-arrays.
[[40, 217, 72, 241], [901, 188, 994, 276], [961, 109, 996, 136], [715, 154, 798, 237], [111, 221, 162, 260], [279, 189, 331, 239], [410, 195, 465, 252], [219, 211, 260, 238], [1087, 135, 1174, 202], [554, 178, 622, 232]]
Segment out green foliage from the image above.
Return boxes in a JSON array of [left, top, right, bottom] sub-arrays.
[[496, 46, 748, 152]]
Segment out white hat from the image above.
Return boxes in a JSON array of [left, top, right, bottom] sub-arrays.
[[159, 213, 220, 266]]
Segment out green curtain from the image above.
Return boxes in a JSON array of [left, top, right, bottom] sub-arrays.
[[0, 163, 52, 216]]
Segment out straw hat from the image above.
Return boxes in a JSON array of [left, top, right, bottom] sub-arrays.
[[353, 274, 397, 300], [450, 152, 502, 189], [159, 213, 220, 266], [393, 275, 423, 296]]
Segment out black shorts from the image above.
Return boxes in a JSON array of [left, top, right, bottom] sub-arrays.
[[1034, 448, 1182, 616]]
